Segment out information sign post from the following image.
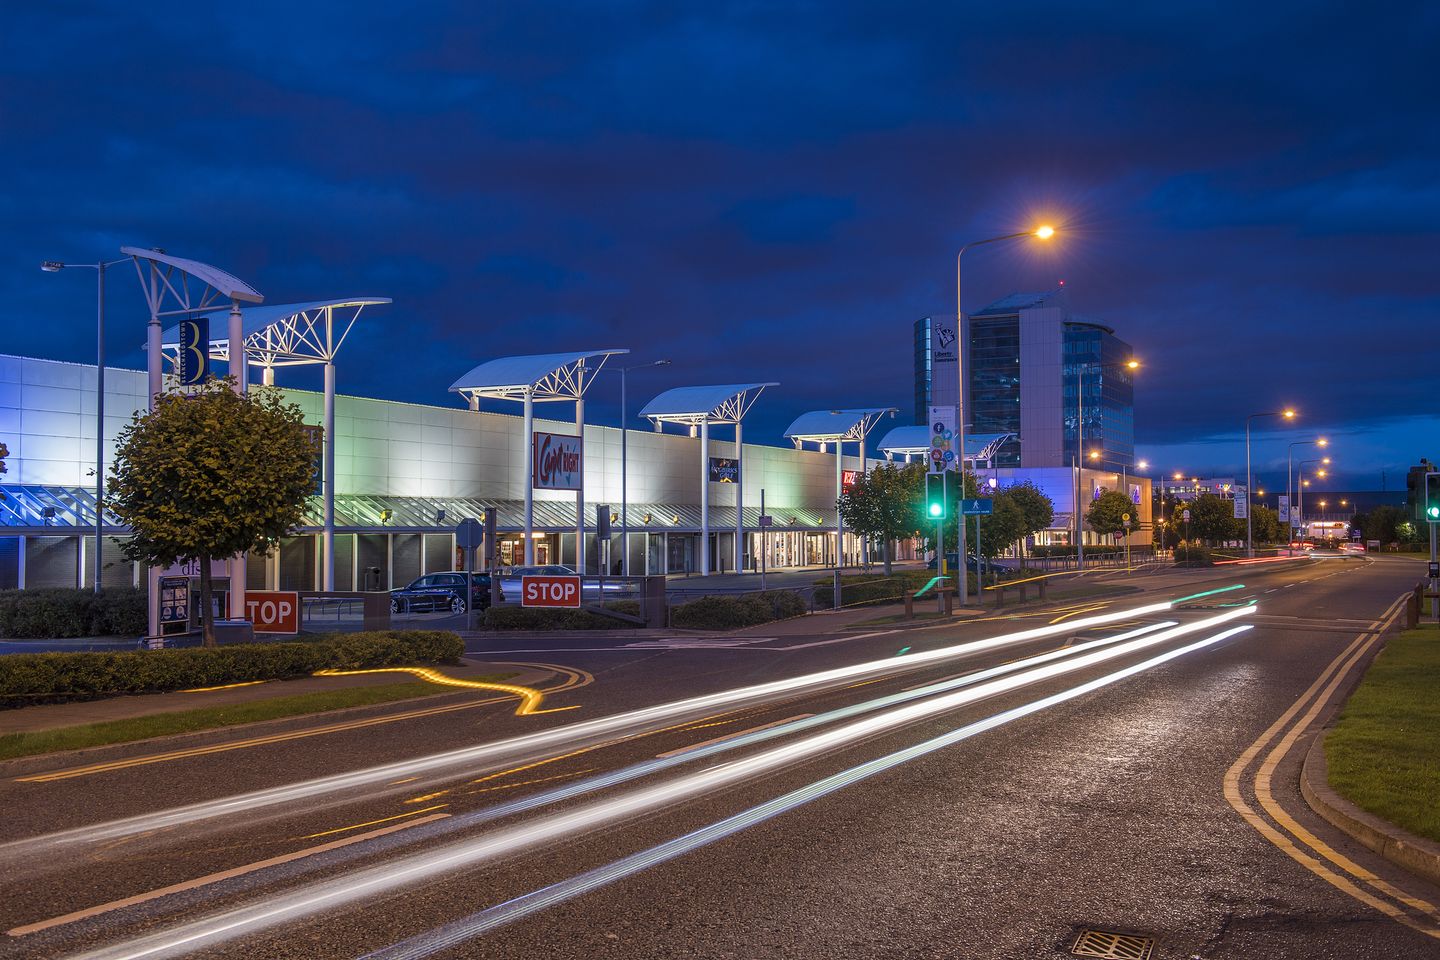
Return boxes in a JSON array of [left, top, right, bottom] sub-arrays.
[[456, 517, 483, 631]]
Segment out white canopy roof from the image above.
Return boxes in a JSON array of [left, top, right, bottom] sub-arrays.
[[876, 426, 1017, 462], [783, 408, 896, 443], [639, 382, 778, 425], [120, 246, 263, 304], [159, 297, 391, 350], [449, 349, 628, 402]]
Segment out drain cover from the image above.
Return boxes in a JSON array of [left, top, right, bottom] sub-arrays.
[[1070, 929, 1155, 960]]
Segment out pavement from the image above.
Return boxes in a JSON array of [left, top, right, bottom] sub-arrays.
[[2, 554, 1439, 959]]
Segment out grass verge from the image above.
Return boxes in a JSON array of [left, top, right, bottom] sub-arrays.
[[0, 675, 511, 762], [1326, 626, 1440, 843]]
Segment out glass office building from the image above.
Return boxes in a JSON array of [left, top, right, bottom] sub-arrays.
[[1064, 320, 1136, 469]]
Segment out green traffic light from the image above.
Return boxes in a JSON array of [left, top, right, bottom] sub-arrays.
[[1429, 505, 1440, 520], [928, 503, 943, 518]]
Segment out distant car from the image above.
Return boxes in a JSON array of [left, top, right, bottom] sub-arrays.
[[1289, 540, 1316, 551], [390, 572, 499, 615], [1341, 541, 1366, 554], [498, 564, 630, 601], [926, 553, 983, 574]]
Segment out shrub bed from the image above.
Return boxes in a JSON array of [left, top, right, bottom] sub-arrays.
[[0, 588, 148, 639], [0, 630, 463, 708], [1172, 544, 1213, 566], [483, 602, 641, 631], [670, 590, 806, 630]]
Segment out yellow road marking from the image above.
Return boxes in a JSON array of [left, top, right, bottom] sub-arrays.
[[464, 769, 596, 795], [299, 804, 449, 840], [403, 790, 451, 805], [1223, 593, 1440, 940], [5, 812, 449, 937], [180, 680, 271, 694], [16, 663, 591, 784], [657, 714, 816, 759], [1048, 602, 1109, 624], [312, 666, 573, 716]]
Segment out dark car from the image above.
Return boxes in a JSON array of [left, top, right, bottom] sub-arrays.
[[390, 572, 499, 615]]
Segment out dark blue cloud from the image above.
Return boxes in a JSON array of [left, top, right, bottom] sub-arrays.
[[0, 0, 1436, 489]]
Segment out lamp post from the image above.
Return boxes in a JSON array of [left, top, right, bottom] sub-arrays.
[[1073, 357, 1140, 570], [41, 257, 127, 594], [955, 224, 1054, 603], [1244, 408, 1296, 557], [618, 359, 671, 577], [1297, 458, 1330, 539], [1286, 437, 1327, 550]]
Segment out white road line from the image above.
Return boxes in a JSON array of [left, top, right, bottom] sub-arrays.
[[657, 715, 815, 758]]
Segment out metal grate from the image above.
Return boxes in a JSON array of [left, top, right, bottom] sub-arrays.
[[1071, 929, 1155, 960]]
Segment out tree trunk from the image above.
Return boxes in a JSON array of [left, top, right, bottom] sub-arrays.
[[198, 553, 216, 648], [882, 537, 893, 576]]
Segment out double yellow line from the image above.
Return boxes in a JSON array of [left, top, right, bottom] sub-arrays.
[[16, 662, 592, 784], [1223, 592, 1440, 940]]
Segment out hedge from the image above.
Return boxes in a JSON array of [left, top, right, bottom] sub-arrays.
[[1172, 544, 1213, 566], [670, 590, 807, 630], [483, 602, 641, 631], [0, 588, 148, 639], [0, 630, 464, 708]]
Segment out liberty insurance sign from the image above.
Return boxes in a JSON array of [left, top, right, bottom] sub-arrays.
[[533, 431, 582, 490]]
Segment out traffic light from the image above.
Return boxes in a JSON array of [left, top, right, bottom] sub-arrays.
[[925, 472, 948, 519], [1426, 472, 1440, 522], [0, 440, 8, 475]]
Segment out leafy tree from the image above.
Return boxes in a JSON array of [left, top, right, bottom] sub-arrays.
[[108, 378, 318, 645], [1362, 505, 1405, 545], [1249, 504, 1282, 544], [1187, 493, 1242, 545], [1004, 481, 1055, 556], [837, 461, 926, 575], [971, 491, 1028, 562], [1085, 489, 1134, 539]]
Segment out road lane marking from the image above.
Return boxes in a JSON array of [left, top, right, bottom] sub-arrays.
[[656, 715, 815, 758], [4, 813, 450, 938], [15, 666, 591, 784], [300, 804, 450, 840], [312, 667, 572, 716], [1223, 593, 1440, 940]]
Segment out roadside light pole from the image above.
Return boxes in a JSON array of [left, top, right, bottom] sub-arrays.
[[1287, 437, 1327, 551], [1073, 358, 1140, 570], [1297, 458, 1331, 541], [1244, 408, 1296, 557], [956, 224, 1054, 604], [41, 257, 127, 593], [618, 359, 671, 577]]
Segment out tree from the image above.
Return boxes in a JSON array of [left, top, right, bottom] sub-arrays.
[[1362, 505, 1405, 546], [1187, 493, 1242, 545], [971, 491, 1029, 562], [108, 378, 318, 645], [837, 461, 926, 575], [1004, 480, 1054, 557], [1085, 489, 1134, 540], [1250, 504, 1282, 544]]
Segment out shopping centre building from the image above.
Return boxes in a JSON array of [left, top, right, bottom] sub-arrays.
[[0, 294, 1150, 593]]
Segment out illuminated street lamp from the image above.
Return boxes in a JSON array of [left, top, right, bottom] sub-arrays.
[[1244, 408, 1296, 556], [954, 222, 1056, 602], [1287, 437, 1328, 547], [1074, 357, 1140, 570]]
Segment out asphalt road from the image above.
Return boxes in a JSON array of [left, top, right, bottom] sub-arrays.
[[2, 554, 1437, 959]]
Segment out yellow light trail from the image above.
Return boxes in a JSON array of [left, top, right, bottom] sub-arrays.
[[180, 681, 271, 694], [312, 667, 577, 716]]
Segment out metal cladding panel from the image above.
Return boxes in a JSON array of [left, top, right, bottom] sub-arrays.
[[1019, 307, 1066, 467], [0, 537, 17, 589]]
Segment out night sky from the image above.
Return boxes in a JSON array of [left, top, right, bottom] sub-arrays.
[[3, 2, 1436, 493]]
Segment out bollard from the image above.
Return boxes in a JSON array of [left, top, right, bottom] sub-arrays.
[[1406, 589, 1420, 630], [995, 584, 1004, 608], [1039, 578, 1047, 600], [904, 594, 914, 620], [833, 569, 842, 611], [943, 590, 954, 616], [1019, 583, 1028, 603]]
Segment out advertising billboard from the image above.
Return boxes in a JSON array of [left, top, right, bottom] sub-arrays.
[[927, 405, 956, 474], [177, 315, 210, 385], [533, 431, 582, 490], [708, 457, 740, 483]]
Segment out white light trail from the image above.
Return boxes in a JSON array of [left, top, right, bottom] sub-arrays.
[[10, 599, 1178, 856], [66, 607, 1250, 960], [367, 624, 1256, 959]]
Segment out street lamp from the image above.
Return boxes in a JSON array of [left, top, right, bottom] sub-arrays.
[[1244, 408, 1296, 556], [954, 223, 1055, 603], [1074, 357, 1140, 570], [1286, 437, 1327, 548], [618, 359, 672, 576], [41, 257, 127, 593], [1297, 457, 1331, 537]]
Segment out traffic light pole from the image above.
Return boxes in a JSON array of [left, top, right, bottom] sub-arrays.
[[1430, 520, 1437, 621]]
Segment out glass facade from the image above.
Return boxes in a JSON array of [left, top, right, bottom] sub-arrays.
[[969, 315, 1022, 466], [1063, 323, 1135, 468], [913, 317, 931, 425]]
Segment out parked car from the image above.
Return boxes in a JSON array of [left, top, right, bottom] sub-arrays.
[[390, 572, 499, 615]]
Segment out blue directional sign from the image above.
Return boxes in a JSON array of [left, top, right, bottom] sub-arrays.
[[178, 316, 210, 385], [961, 498, 993, 515]]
